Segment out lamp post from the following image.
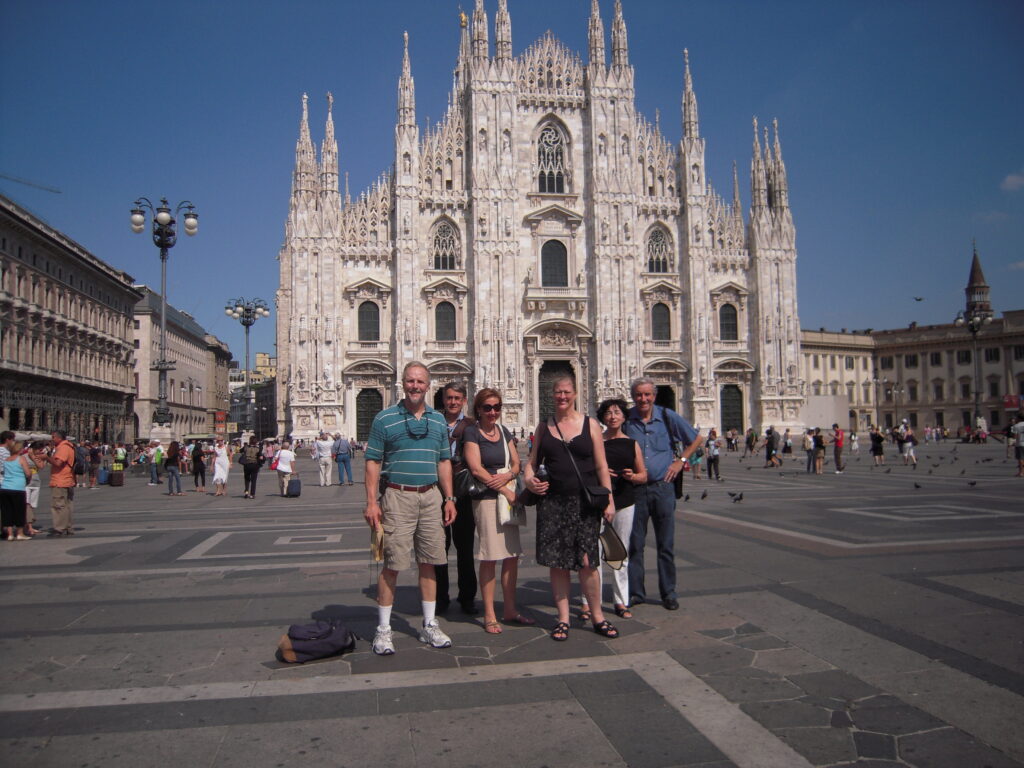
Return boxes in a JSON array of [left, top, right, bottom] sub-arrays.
[[955, 310, 993, 428], [225, 298, 271, 435], [130, 198, 198, 437], [886, 382, 905, 427]]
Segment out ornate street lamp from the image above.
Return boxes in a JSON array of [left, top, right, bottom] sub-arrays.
[[955, 309, 992, 426], [130, 197, 198, 432], [886, 382, 905, 427], [225, 297, 271, 434]]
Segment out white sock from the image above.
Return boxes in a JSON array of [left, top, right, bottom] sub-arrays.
[[422, 600, 436, 625], [378, 604, 392, 628]]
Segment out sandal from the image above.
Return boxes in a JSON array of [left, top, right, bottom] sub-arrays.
[[613, 605, 633, 619], [550, 621, 570, 642], [502, 613, 536, 626], [484, 620, 503, 634], [593, 620, 619, 639], [578, 608, 592, 624]]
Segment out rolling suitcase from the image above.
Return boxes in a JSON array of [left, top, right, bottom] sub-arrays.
[[97, 467, 111, 485], [109, 470, 124, 487], [286, 477, 302, 497]]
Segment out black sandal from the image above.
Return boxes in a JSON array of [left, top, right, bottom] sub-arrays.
[[578, 609, 592, 624], [614, 605, 633, 619], [593, 620, 619, 639], [551, 621, 570, 642]]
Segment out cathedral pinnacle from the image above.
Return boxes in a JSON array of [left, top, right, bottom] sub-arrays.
[[320, 92, 340, 208], [588, 0, 606, 68], [965, 243, 993, 318], [398, 31, 416, 127], [770, 118, 789, 209], [472, 0, 489, 61], [750, 117, 767, 211], [682, 48, 700, 139], [611, 0, 629, 69], [495, 0, 512, 61]]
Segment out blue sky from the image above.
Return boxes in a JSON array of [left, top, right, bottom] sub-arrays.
[[2, 0, 1022, 361]]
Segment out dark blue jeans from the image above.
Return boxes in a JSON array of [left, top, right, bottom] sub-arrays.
[[335, 455, 353, 484], [627, 481, 677, 602]]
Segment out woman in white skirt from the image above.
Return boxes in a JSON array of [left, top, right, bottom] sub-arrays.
[[462, 387, 534, 634], [581, 398, 647, 621], [212, 438, 231, 496]]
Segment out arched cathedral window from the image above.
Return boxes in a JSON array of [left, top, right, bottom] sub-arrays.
[[435, 301, 456, 341], [719, 304, 738, 341], [537, 125, 565, 194], [432, 220, 459, 270], [541, 240, 568, 287], [358, 301, 380, 342], [651, 303, 671, 341], [647, 228, 673, 273]]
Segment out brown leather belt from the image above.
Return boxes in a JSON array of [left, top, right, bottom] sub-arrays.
[[386, 482, 436, 493]]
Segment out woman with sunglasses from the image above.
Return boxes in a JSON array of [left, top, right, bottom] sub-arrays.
[[462, 388, 533, 633]]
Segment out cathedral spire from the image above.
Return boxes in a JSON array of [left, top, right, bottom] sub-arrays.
[[456, 8, 471, 88], [611, 0, 629, 69], [965, 242, 993, 318], [682, 48, 700, 139], [750, 117, 768, 211], [588, 0, 606, 68], [495, 0, 512, 62], [770, 118, 789, 209], [398, 31, 416, 128], [320, 92, 340, 208], [732, 160, 741, 208], [472, 0, 489, 62], [292, 92, 318, 204]]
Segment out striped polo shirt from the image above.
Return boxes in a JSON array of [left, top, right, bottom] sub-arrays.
[[365, 401, 450, 487]]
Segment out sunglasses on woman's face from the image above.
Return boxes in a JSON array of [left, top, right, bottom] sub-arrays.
[[479, 403, 502, 413]]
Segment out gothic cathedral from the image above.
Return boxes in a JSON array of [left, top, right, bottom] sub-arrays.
[[276, 0, 804, 441]]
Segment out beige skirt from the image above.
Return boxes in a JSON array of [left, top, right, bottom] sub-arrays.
[[473, 496, 523, 561]]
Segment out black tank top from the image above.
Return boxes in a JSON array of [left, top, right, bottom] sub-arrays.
[[538, 416, 597, 494], [603, 436, 636, 510]]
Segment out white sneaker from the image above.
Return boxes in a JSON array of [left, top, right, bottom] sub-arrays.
[[372, 625, 395, 655], [418, 618, 452, 648]]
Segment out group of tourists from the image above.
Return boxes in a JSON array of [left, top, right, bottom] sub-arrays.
[[363, 362, 702, 655], [0, 429, 78, 539]]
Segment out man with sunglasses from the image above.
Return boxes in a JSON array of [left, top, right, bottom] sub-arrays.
[[364, 361, 457, 655]]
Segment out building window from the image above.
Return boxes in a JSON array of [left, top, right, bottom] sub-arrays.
[[845, 356, 855, 370], [880, 356, 894, 370], [862, 358, 868, 370], [984, 347, 1000, 363], [719, 304, 738, 341], [846, 382, 855, 403], [960, 381, 970, 399], [435, 301, 456, 341], [431, 220, 459, 270], [133, 339, 140, 349], [862, 383, 871, 403], [537, 125, 565, 194], [904, 354, 918, 368], [646, 228, 672, 272], [541, 240, 568, 287], [357, 301, 380, 341], [930, 351, 942, 366], [812, 381, 822, 396], [909, 412, 918, 428], [908, 384, 918, 402], [1015, 345, 1024, 361], [990, 410, 1001, 427], [830, 355, 837, 370], [651, 302, 671, 341], [956, 349, 971, 365], [934, 383, 943, 400], [812, 354, 819, 370], [988, 381, 999, 397]]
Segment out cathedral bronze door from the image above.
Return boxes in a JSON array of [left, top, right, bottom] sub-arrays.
[[720, 385, 743, 432], [356, 389, 383, 442], [538, 360, 575, 421]]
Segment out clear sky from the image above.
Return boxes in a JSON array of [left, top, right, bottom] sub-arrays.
[[2, 0, 1022, 362]]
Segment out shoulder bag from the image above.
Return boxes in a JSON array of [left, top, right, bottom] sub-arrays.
[[553, 418, 611, 514], [495, 427, 527, 527], [599, 524, 628, 570]]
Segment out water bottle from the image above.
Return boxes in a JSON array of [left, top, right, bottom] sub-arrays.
[[535, 464, 549, 482]]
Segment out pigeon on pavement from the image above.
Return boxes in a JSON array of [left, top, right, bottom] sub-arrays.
[[732, 493, 744, 503], [700, 489, 708, 500]]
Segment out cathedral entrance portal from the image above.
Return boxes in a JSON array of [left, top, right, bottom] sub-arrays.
[[537, 360, 575, 421], [720, 385, 743, 433], [655, 386, 676, 411], [356, 389, 383, 442]]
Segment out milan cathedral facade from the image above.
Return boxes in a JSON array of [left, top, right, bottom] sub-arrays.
[[276, 0, 804, 441]]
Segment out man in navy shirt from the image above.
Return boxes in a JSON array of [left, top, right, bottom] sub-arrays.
[[624, 377, 702, 611]]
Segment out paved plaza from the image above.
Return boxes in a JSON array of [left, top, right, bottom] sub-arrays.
[[1, 441, 1022, 768]]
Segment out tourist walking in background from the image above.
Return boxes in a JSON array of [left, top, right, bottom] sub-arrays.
[[274, 441, 297, 496], [191, 441, 207, 493], [830, 423, 845, 474], [314, 432, 334, 487], [705, 428, 722, 481], [164, 441, 184, 495], [813, 428, 826, 474], [803, 429, 815, 473], [870, 426, 886, 466], [240, 436, 264, 499], [332, 432, 354, 485], [212, 438, 230, 496]]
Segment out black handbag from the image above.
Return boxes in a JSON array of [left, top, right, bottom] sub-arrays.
[[453, 466, 483, 499], [553, 419, 612, 514]]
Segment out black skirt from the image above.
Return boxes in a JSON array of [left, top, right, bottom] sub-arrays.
[[535, 491, 600, 571], [0, 489, 27, 528]]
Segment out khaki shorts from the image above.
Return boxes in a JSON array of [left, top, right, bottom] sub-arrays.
[[381, 486, 446, 571]]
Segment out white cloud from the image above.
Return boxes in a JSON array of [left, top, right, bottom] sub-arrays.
[[1009, 261, 1024, 271], [1001, 169, 1024, 192]]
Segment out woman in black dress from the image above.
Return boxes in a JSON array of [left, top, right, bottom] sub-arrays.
[[523, 375, 617, 641]]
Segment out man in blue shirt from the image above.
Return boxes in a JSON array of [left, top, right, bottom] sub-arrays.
[[364, 361, 457, 655], [624, 377, 702, 611]]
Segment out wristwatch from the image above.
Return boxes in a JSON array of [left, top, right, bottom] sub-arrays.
[[444, 496, 457, 502]]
